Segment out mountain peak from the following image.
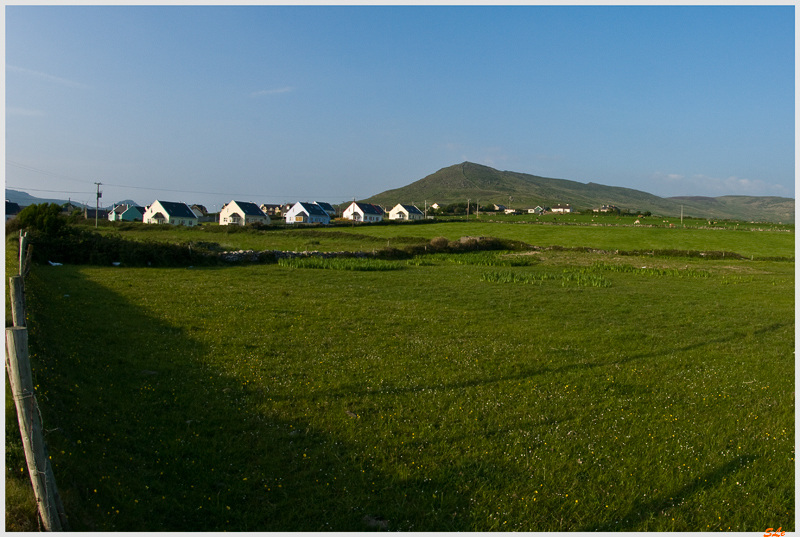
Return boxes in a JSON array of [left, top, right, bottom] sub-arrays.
[[362, 163, 793, 222]]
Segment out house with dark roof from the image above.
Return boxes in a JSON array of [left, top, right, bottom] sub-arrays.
[[219, 200, 270, 226], [343, 202, 385, 223], [284, 202, 331, 225], [190, 204, 208, 217], [260, 204, 283, 216], [388, 203, 424, 221], [108, 204, 145, 222], [5, 201, 21, 220], [313, 201, 337, 217], [142, 200, 198, 226], [84, 207, 110, 220]]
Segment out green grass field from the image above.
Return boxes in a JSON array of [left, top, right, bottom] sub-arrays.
[[80, 215, 794, 260], [5, 221, 794, 531]]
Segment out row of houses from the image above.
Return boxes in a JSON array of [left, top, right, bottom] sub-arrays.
[[100, 200, 427, 227], [6, 198, 584, 225]]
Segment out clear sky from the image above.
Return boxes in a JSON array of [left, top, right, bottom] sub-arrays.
[[5, 5, 795, 211]]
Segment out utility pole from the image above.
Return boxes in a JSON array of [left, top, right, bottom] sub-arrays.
[[94, 182, 102, 228], [476, 199, 479, 218], [467, 199, 470, 218], [680, 205, 683, 225], [424, 200, 427, 218]]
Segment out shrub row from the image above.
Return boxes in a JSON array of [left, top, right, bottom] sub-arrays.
[[22, 229, 219, 267], [20, 224, 532, 268]]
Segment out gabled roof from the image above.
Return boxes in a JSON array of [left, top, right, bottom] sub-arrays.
[[354, 202, 384, 215], [314, 201, 336, 214], [114, 204, 144, 215], [156, 201, 196, 219], [294, 202, 329, 217], [230, 201, 266, 217], [398, 204, 423, 215]]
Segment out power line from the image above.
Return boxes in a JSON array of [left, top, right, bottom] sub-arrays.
[[6, 160, 94, 184], [7, 160, 366, 201], [6, 186, 94, 195]]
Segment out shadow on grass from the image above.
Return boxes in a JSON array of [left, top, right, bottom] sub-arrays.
[[21, 266, 477, 531], [276, 322, 790, 403], [580, 455, 758, 531]]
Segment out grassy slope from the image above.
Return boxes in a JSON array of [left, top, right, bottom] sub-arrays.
[[364, 162, 795, 222], [9, 223, 795, 531]]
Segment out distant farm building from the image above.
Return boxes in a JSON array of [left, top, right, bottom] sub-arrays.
[[595, 205, 618, 213], [84, 208, 110, 220], [551, 204, 573, 214]]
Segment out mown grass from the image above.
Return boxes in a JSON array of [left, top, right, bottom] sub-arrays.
[[10, 227, 794, 531]]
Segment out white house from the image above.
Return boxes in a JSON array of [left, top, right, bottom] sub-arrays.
[[142, 200, 198, 226], [527, 207, 544, 215], [389, 204, 424, 221], [219, 200, 270, 226], [343, 202, 384, 223], [284, 202, 331, 224], [551, 204, 573, 213]]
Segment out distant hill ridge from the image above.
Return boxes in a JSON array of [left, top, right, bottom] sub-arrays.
[[363, 162, 794, 223], [5, 189, 142, 210]]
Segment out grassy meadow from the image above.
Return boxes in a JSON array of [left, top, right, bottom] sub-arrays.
[[79, 213, 794, 260], [5, 219, 794, 531]]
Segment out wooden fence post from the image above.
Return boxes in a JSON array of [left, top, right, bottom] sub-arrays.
[[10, 275, 26, 328], [19, 231, 28, 276], [6, 327, 62, 531]]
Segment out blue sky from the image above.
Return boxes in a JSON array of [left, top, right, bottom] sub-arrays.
[[5, 5, 795, 211]]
